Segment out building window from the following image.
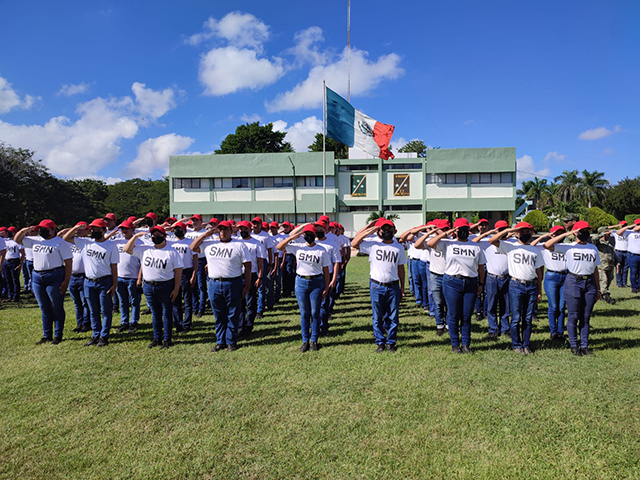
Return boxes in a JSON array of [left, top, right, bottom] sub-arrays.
[[393, 174, 410, 196], [232, 177, 249, 188], [339, 205, 378, 212], [469, 173, 513, 184], [173, 178, 202, 189], [382, 163, 421, 170], [386, 204, 422, 211], [338, 164, 377, 171], [295, 176, 325, 187], [213, 178, 232, 189]]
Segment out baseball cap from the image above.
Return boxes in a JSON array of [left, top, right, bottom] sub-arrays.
[[149, 226, 166, 236], [76, 221, 89, 228], [192, 214, 203, 221], [38, 219, 56, 230], [374, 218, 387, 228], [237, 220, 252, 228], [515, 222, 533, 230], [281, 221, 292, 227], [252, 216, 263, 223], [173, 221, 187, 230], [634, 219, 640, 225], [218, 220, 232, 229], [495, 220, 509, 229], [329, 221, 339, 228], [377, 219, 395, 229], [209, 217, 219, 225], [89, 219, 107, 229], [562, 213, 579, 222], [439, 219, 451, 229], [104, 213, 117, 221], [186, 220, 193, 226], [550, 225, 566, 234], [478, 218, 489, 224], [228, 219, 235, 225], [573, 220, 591, 230], [262, 222, 269, 229], [119, 220, 135, 230], [454, 218, 470, 228], [318, 215, 330, 223], [0, 227, 6, 232], [303, 224, 317, 233], [620, 220, 628, 226], [269, 221, 279, 228], [165, 217, 177, 224], [127, 216, 137, 223], [314, 221, 327, 229], [145, 212, 158, 221], [7, 226, 18, 234]]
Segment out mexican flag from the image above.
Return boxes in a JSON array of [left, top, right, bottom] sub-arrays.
[[325, 87, 395, 160]]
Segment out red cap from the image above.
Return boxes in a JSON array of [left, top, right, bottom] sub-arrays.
[[192, 214, 203, 221], [374, 218, 387, 228], [209, 217, 219, 225], [269, 221, 279, 228], [515, 222, 534, 230], [166, 217, 177, 224], [495, 220, 509, 229], [228, 219, 235, 225], [76, 221, 89, 228], [0, 227, 7, 232], [38, 219, 56, 230], [314, 222, 327, 229], [173, 221, 187, 230], [127, 216, 137, 223], [218, 220, 232, 229], [319, 215, 330, 222], [439, 219, 451, 229], [7, 226, 17, 234], [119, 220, 135, 230], [329, 221, 339, 228], [303, 224, 317, 234], [337, 224, 344, 230], [573, 220, 591, 230], [186, 220, 193, 226], [252, 216, 263, 223], [281, 221, 292, 227], [634, 219, 640, 225], [104, 213, 117, 221], [550, 225, 566, 234], [89, 219, 107, 229], [262, 222, 269, 229], [237, 220, 252, 228], [377, 219, 395, 229], [620, 220, 628, 226], [454, 218, 470, 228], [145, 212, 158, 221], [478, 218, 489, 224], [149, 226, 166, 236]]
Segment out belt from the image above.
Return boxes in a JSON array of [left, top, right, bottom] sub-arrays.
[[629, 252, 640, 256], [546, 269, 568, 274], [370, 279, 398, 287], [431, 272, 443, 277], [86, 275, 110, 282], [488, 273, 509, 279], [615, 250, 627, 253], [569, 273, 592, 280], [297, 274, 322, 280], [511, 278, 537, 286], [71, 273, 85, 278], [447, 274, 476, 280], [34, 266, 64, 273], [211, 276, 242, 282], [145, 279, 174, 286]]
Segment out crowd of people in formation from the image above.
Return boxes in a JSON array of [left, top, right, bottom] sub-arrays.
[[1, 211, 639, 356]]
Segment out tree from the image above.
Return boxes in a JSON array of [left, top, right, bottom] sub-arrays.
[[523, 210, 549, 232], [215, 122, 293, 154], [398, 140, 427, 158], [366, 210, 400, 224], [517, 177, 547, 210], [585, 207, 618, 231], [554, 169, 580, 203], [577, 169, 608, 208], [104, 178, 170, 222], [65, 178, 109, 217], [308, 133, 348, 159], [603, 176, 640, 219]]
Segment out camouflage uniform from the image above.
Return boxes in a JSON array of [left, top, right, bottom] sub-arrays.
[[592, 227, 617, 304], [562, 213, 579, 244]]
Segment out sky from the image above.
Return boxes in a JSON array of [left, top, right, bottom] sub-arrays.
[[0, 0, 638, 185]]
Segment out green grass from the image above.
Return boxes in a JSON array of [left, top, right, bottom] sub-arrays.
[[1, 257, 640, 479]]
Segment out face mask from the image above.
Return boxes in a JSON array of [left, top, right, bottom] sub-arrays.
[[457, 228, 469, 241], [240, 230, 251, 239], [316, 231, 326, 240], [519, 233, 532, 244], [380, 230, 394, 241], [151, 235, 165, 245], [577, 230, 590, 242], [146, 218, 154, 227], [174, 228, 184, 238], [304, 233, 316, 244], [90, 230, 103, 240], [39, 229, 52, 240]]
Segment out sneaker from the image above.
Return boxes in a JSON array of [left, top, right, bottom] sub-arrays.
[[580, 348, 593, 356], [376, 345, 385, 354], [212, 344, 225, 352], [523, 347, 533, 355], [571, 347, 581, 356], [300, 342, 310, 353], [148, 340, 160, 349], [227, 344, 238, 352], [84, 337, 99, 347], [310, 342, 319, 351], [451, 346, 462, 354], [475, 313, 483, 322], [461, 346, 472, 354], [514, 348, 525, 354], [117, 324, 129, 333], [37, 337, 52, 345], [160, 340, 174, 349], [436, 327, 445, 337], [51, 337, 62, 345], [386, 344, 397, 353], [96, 338, 109, 347], [128, 323, 138, 333]]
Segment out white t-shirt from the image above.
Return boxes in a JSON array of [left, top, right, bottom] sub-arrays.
[[112, 238, 142, 279], [435, 239, 486, 278], [498, 241, 543, 281], [477, 239, 509, 276], [22, 236, 35, 261], [201, 238, 250, 279], [428, 244, 446, 275], [240, 237, 267, 273], [135, 227, 153, 245], [360, 240, 407, 283], [270, 233, 288, 258], [75, 237, 120, 279], [185, 228, 207, 259], [539, 245, 567, 273], [419, 247, 430, 263], [623, 230, 640, 255], [69, 242, 85, 274], [285, 243, 330, 276], [315, 238, 341, 273], [168, 238, 196, 270], [554, 243, 601, 275], [3, 239, 23, 260], [22, 236, 73, 271], [252, 231, 274, 261], [106, 228, 123, 241], [133, 244, 183, 282], [407, 238, 421, 260], [337, 234, 351, 261], [0, 237, 5, 252], [613, 232, 628, 251]]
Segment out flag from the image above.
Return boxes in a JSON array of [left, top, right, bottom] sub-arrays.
[[325, 87, 395, 160]]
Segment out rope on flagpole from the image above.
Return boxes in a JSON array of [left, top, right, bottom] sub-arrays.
[[322, 80, 327, 216]]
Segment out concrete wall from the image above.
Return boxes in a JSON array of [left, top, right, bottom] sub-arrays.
[[384, 171, 423, 200]]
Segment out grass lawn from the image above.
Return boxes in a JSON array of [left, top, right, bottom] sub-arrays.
[[1, 256, 640, 479]]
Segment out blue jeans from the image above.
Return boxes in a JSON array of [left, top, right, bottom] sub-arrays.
[[23, 260, 34, 292], [509, 280, 538, 349], [628, 253, 640, 291], [85, 276, 114, 340], [336, 265, 346, 298], [3, 258, 21, 300], [443, 274, 477, 347], [429, 272, 446, 326], [615, 251, 628, 287], [485, 274, 510, 335], [143, 280, 174, 342], [370, 280, 401, 345], [413, 259, 426, 306], [194, 257, 208, 314], [32, 267, 66, 339], [241, 272, 258, 329], [409, 257, 415, 295], [424, 261, 433, 312], [274, 259, 282, 302], [173, 268, 193, 330], [295, 275, 324, 342], [320, 280, 334, 333], [265, 266, 274, 310], [208, 276, 243, 345], [564, 274, 598, 349], [257, 259, 267, 313], [117, 277, 141, 326], [544, 271, 566, 336], [69, 275, 90, 328], [283, 254, 296, 296]]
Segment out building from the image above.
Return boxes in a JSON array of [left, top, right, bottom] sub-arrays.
[[169, 147, 516, 237]]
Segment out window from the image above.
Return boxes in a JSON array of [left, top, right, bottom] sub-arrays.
[[232, 177, 249, 188], [469, 172, 513, 184], [339, 205, 378, 212], [173, 178, 202, 189], [338, 164, 377, 171], [386, 204, 422, 211], [501, 172, 513, 183], [445, 174, 467, 184], [254, 177, 294, 188], [382, 163, 421, 170], [295, 176, 324, 187], [213, 178, 234, 189]]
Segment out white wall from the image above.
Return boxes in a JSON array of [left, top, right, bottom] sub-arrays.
[[426, 184, 468, 199], [338, 172, 378, 201], [255, 188, 294, 201], [339, 211, 423, 238], [385, 171, 423, 200], [212, 189, 252, 202], [469, 184, 513, 198], [173, 189, 210, 202]]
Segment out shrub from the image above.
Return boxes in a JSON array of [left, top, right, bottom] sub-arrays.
[[523, 210, 549, 232], [625, 214, 640, 225], [586, 207, 618, 230]]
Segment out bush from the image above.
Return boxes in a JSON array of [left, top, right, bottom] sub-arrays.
[[523, 210, 549, 232], [625, 214, 640, 225], [586, 207, 618, 230]]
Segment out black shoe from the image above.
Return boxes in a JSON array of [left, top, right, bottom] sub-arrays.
[[37, 336, 53, 344], [227, 344, 238, 352], [256, 313, 264, 319], [452, 346, 462, 354], [148, 340, 160, 348], [80, 325, 92, 332], [142, 308, 152, 315], [475, 313, 483, 322], [461, 346, 472, 354], [532, 315, 538, 323], [195, 311, 203, 318], [181, 327, 191, 335], [386, 344, 397, 353], [72, 326, 82, 333], [571, 347, 582, 356], [300, 342, 310, 353], [310, 342, 319, 351], [117, 324, 129, 333], [376, 345, 385, 354], [160, 340, 173, 349], [487, 332, 498, 340], [97, 338, 109, 347], [128, 323, 138, 333], [514, 348, 525, 354], [436, 327, 445, 337], [175, 324, 184, 333], [84, 337, 99, 347], [51, 337, 62, 345], [550, 333, 556, 340], [523, 347, 533, 355], [212, 344, 225, 352], [580, 348, 593, 356]]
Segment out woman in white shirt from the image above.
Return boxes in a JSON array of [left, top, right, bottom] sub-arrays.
[[2, 226, 25, 302], [277, 224, 330, 352]]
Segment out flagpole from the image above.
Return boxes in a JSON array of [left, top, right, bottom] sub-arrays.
[[322, 80, 327, 216], [347, 0, 351, 102]]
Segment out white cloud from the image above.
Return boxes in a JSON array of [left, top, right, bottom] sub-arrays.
[[266, 47, 403, 112], [124, 133, 194, 178], [287, 27, 329, 67], [132, 82, 184, 121], [199, 46, 284, 96], [392, 137, 407, 150], [578, 125, 622, 140], [57, 82, 90, 96], [603, 148, 615, 155], [516, 155, 551, 182], [543, 151, 567, 162], [239, 113, 262, 123], [80, 174, 124, 185], [272, 116, 322, 152], [185, 11, 270, 50], [0, 76, 40, 113]]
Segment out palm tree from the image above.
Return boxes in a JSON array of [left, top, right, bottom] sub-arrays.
[[366, 210, 400, 223], [516, 177, 547, 210], [554, 169, 580, 203], [540, 181, 560, 210], [578, 170, 609, 208]]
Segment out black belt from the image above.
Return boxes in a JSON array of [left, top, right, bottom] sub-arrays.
[[34, 266, 64, 273], [297, 274, 322, 280], [615, 250, 627, 253], [569, 273, 592, 280], [447, 274, 476, 280], [370, 279, 398, 287], [511, 278, 537, 286], [431, 272, 443, 277], [211, 275, 242, 282], [71, 273, 85, 278], [488, 273, 509, 279], [629, 252, 640, 256], [546, 269, 568, 274], [145, 279, 174, 286], [86, 275, 110, 282]]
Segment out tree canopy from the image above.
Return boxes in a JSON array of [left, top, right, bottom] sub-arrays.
[[398, 140, 428, 158], [215, 122, 293, 154], [308, 133, 348, 159]]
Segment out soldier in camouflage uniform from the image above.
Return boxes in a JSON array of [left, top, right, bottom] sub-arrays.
[[562, 213, 579, 243], [592, 226, 617, 304]]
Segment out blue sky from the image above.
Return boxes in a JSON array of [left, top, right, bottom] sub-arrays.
[[0, 0, 638, 184]]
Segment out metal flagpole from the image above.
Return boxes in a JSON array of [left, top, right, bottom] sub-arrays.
[[322, 80, 327, 216], [347, 0, 351, 102]]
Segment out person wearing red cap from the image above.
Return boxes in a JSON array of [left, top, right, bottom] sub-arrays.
[[313, 221, 342, 335], [63, 219, 120, 347], [469, 219, 489, 320], [0, 231, 6, 298], [251, 217, 274, 317], [545, 221, 602, 355], [489, 222, 543, 354], [236, 220, 266, 337], [269, 221, 287, 304], [280, 221, 297, 297], [335, 224, 351, 298], [125, 226, 183, 349], [425, 218, 486, 353], [277, 224, 330, 352], [15, 221, 73, 344], [616, 220, 640, 293], [184, 214, 210, 318], [352, 219, 407, 352], [190, 221, 252, 351], [166, 221, 198, 334], [472, 220, 512, 339], [611, 220, 630, 287], [1, 226, 25, 302], [103, 213, 120, 240], [59, 222, 91, 333]]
